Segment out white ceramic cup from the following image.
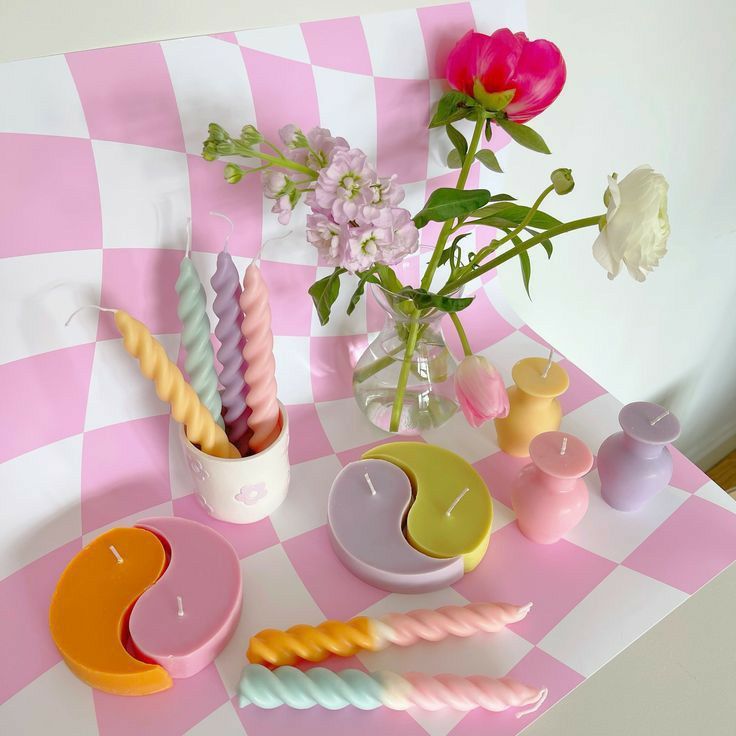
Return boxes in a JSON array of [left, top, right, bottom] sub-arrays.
[[178, 403, 290, 524]]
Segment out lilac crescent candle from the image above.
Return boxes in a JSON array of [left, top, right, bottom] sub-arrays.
[[511, 431, 593, 544], [597, 402, 681, 511]]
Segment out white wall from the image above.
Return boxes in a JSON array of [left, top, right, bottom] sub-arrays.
[[2, 0, 733, 466]]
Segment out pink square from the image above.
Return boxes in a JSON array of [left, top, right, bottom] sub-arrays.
[[173, 493, 279, 559], [97, 249, 183, 340], [0, 134, 102, 258], [81, 415, 172, 533], [259, 261, 317, 336], [310, 335, 368, 403], [474, 451, 529, 508], [188, 154, 263, 257], [241, 48, 319, 141], [0, 344, 95, 464], [623, 495, 736, 594], [302, 17, 372, 75], [454, 523, 616, 643], [375, 78, 430, 184], [417, 2, 476, 79], [558, 359, 606, 415], [66, 44, 185, 151], [518, 324, 547, 344], [450, 647, 584, 736], [210, 32, 238, 44], [94, 662, 228, 736], [669, 446, 709, 493], [282, 525, 389, 620], [0, 539, 80, 704], [285, 404, 334, 463]]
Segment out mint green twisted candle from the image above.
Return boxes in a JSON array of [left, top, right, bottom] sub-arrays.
[[175, 226, 224, 428]]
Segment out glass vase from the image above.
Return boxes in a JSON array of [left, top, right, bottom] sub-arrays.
[[353, 284, 460, 434]]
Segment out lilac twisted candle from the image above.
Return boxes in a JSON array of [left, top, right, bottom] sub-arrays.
[[211, 248, 250, 452], [240, 262, 280, 453]]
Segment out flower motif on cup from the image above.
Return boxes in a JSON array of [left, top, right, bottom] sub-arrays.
[[235, 483, 268, 506], [188, 457, 210, 481], [196, 493, 214, 514]]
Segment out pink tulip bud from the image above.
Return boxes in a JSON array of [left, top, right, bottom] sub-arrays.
[[455, 355, 509, 427]]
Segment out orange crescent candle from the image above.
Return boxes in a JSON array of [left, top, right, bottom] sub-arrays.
[[49, 527, 173, 696]]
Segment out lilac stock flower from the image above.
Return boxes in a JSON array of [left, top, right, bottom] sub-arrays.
[[279, 125, 348, 169]]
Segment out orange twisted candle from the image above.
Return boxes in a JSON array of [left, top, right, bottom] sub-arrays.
[[240, 262, 280, 453]]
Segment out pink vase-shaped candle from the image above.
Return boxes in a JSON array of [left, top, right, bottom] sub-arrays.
[[512, 431, 593, 544]]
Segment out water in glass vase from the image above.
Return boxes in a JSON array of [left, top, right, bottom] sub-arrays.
[[353, 284, 460, 434]]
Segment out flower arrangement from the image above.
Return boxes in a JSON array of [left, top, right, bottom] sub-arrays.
[[203, 28, 670, 434]]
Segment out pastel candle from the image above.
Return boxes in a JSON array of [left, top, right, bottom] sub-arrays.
[[49, 527, 172, 696], [363, 442, 493, 571], [129, 517, 242, 678], [176, 246, 224, 428], [512, 431, 593, 544], [494, 355, 569, 457], [240, 261, 280, 453], [239, 665, 548, 715], [598, 402, 681, 511], [114, 309, 239, 459], [211, 247, 250, 452], [328, 458, 464, 593], [247, 601, 532, 666]]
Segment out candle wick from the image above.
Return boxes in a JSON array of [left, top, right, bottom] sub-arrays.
[[541, 348, 554, 379], [210, 210, 234, 253], [65, 304, 117, 327], [364, 473, 377, 496], [650, 410, 670, 426], [446, 487, 470, 517], [255, 230, 293, 266], [109, 545, 123, 564], [177, 595, 184, 617], [560, 436, 568, 455], [516, 688, 549, 718], [185, 217, 192, 258]]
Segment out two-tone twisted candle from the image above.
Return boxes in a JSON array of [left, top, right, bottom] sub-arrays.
[[240, 262, 280, 453], [247, 602, 532, 666], [238, 665, 547, 716]]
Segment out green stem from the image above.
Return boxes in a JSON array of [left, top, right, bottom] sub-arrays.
[[450, 312, 472, 356], [234, 143, 317, 178], [389, 319, 420, 432]]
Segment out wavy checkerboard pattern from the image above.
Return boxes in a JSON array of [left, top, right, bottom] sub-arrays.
[[1, 2, 735, 734]]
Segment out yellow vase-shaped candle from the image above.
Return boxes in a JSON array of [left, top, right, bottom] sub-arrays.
[[494, 357, 569, 457], [114, 310, 240, 459]]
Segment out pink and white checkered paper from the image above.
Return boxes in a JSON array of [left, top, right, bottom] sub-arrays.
[[1, 3, 735, 734]]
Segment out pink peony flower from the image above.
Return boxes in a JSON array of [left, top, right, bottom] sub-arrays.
[[445, 29, 566, 123], [454, 355, 509, 427]]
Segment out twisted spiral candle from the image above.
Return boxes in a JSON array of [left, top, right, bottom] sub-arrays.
[[247, 602, 532, 666], [238, 665, 547, 715], [240, 262, 280, 453], [115, 310, 239, 459], [176, 255, 224, 428], [211, 249, 250, 451]]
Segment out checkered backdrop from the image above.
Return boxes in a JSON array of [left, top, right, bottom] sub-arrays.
[[1, 2, 735, 735]]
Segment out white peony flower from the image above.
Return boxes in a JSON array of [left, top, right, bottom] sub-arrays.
[[592, 165, 670, 281]]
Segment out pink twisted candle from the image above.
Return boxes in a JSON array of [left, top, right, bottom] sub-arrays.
[[240, 262, 280, 453], [211, 249, 250, 452]]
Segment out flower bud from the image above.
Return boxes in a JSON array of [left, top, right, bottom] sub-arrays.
[[202, 141, 219, 161], [224, 163, 243, 184], [207, 123, 228, 142], [454, 355, 509, 427], [551, 168, 574, 195], [215, 141, 235, 155], [240, 124, 263, 145]]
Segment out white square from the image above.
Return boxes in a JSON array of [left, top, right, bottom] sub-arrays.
[[81, 501, 173, 546], [236, 25, 310, 63], [184, 703, 244, 736], [0, 56, 89, 138], [421, 411, 496, 464], [564, 470, 689, 562], [361, 9, 429, 79], [316, 397, 388, 453], [215, 545, 323, 695], [484, 276, 525, 328], [471, 0, 527, 33], [0, 249, 102, 365], [492, 497, 515, 533], [0, 435, 83, 581], [695, 480, 736, 513], [477, 330, 548, 388], [273, 335, 313, 405], [539, 566, 687, 677], [93, 140, 190, 249], [162, 36, 256, 155], [84, 333, 181, 431], [0, 662, 97, 735], [310, 267, 367, 337], [261, 199, 318, 267], [313, 65, 377, 161], [561, 393, 623, 455], [270, 454, 342, 541]]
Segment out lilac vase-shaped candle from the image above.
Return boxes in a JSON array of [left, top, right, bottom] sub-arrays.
[[598, 402, 681, 512], [512, 431, 594, 544]]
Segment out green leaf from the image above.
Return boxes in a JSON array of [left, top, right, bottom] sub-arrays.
[[438, 232, 471, 267], [413, 188, 491, 229], [472, 81, 515, 112], [446, 124, 468, 161], [400, 287, 474, 314], [346, 271, 378, 316], [374, 264, 403, 294], [474, 149, 503, 173], [429, 91, 478, 128], [496, 117, 551, 154], [518, 249, 533, 298], [525, 228, 553, 258], [308, 268, 345, 326], [471, 203, 562, 230], [446, 149, 462, 169], [488, 193, 516, 202]]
